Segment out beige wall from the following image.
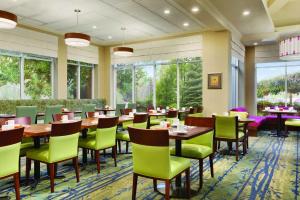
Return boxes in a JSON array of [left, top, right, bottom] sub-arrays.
[[55, 36, 68, 99], [202, 31, 232, 115], [245, 46, 256, 115]]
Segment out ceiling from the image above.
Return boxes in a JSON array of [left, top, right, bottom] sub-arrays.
[[0, 0, 299, 46]]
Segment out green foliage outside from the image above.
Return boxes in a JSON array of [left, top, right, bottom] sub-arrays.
[[67, 65, 77, 99], [135, 67, 153, 110], [116, 67, 132, 103]]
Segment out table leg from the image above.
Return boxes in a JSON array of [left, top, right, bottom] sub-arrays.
[[82, 129, 88, 164], [147, 116, 150, 129], [277, 113, 282, 137], [175, 140, 182, 188], [104, 110, 108, 115], [33, 137, 40, 180]]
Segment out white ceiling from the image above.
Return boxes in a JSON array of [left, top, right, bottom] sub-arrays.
[[1, 0, 298, 46]]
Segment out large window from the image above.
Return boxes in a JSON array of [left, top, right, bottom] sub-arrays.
[[0, 50, 54, 100], [256, 61, 300, 114], [67, 60, 94, 99], [113, 57, 202, 110]]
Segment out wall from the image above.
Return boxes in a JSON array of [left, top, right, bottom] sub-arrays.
[[202, 31, 232, 115]]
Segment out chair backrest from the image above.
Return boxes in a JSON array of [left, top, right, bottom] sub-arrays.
[[0, 127, 24, 177], [196, 106, 203, 113], [120, 108, 132, 115], [184, 117, 214, 147], [189, 107, 195, 114], [94, 117, 119, 150], [45, 105, 63, 124], [82, 104, 96, 119], [85, 111, 102, 118], [16, 106, 37, 124], [128, 127, 171, 179], [132, 113, 148, 129], [214, 116, 238, 139], [52, 112, 75, 122], [167, 110, 178, 118], [229, 111, 248, 120], [48, 121, 81, 163]]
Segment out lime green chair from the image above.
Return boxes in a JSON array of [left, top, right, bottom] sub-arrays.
[[16, 106, 37, 124], [119, 108, 133, 130], [285, 119, 300, 135], [0, 127, 24, 200], [128, 127, 191, 200], [214, 116, 247, 161], [229, 111, 248, 119], [116, 113, 148, 153], [170, 116, 214, 190], [44, 105, 63, 124], [26, 121, 81, 192], [78, 117, 119, 173], [81, 104, 96, 119]]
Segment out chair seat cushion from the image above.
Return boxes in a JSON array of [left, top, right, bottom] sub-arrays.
[[188, 113, 203, 117], [169, 156, 190, 179], [116, 131, 130, 141], [26, 144, 50, 163], [285, 119, 300, 127], [170, 144, 212, 159], [20, 142, 34, 157], [78, 136, 114, 150], [150, 119, 162, 125]]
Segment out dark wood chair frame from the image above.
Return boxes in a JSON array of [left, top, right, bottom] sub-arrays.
[[79, 117, 119, 173], [0, 127, 24, 200], [120, 108, 133, 115], [180, 116, 215, 190], [52, 112, 75, 121], [167, 110, 178, 118], [25, 121, 82, 192], [128, 127, 190, 200], [213, 116, 247, 161], [117, 114, 148, 154]]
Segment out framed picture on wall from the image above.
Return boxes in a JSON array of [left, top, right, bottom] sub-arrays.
[[208, 73, 222, 89]]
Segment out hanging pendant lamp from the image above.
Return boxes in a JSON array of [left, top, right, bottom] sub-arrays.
[[65, 9, 90, 47], [0, 10, 17, 29], [113, 27, 133, 56]]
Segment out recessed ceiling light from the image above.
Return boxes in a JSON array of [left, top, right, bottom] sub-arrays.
[[253, 42, 258, 46], [92, 25, 97, 29], [164, 9, 170, 14], [243, 10, 250, 16], [183, 22, 189, 27], [108, 35, 112, 40], [191, 7, 199, 13]]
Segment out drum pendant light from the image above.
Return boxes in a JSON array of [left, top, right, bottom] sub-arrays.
[[0, 10, 17, 29], [113, 27, 133, 56], [65, 9, 90, 47]]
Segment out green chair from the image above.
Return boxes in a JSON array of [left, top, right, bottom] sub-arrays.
[[116, 113, 148, 153], [44, 105, 63, 124], [170, 116, 214, 190], [285, 119, 300, 135], [81, 104, 96, 119], [78, 117, 119, 173], [0, 127, 24, 200], [26, 121, 81, 192], [214, 116, 247, 161], [119, 108, 133, 129], [16, 106, 37, 124], [128, 127, 191, 200]]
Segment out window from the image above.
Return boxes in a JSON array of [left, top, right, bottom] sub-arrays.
[[256, 61, 300, 115], [0, 50, 54, 100], [113, 57, 202, 110], [0, 54, 20, 99], [115, 65, 133, 104], [67, 60, 94, 99]]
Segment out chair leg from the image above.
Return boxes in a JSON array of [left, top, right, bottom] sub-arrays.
[[25, 158, 31, 184], [13, 173, 20, 200], [185, 168, 190, 198], [213, 139, 217, 153], [49, 163, 55, 193], [91, 150, 94, 159], [217, 141, 220, 150], [153, 179, 158, 192], [103, 149, 106, 157], [95, 150, 100, 173], [235, 142, 239, 161], [73, 157, 80, 182], [199, 159, 203, 190], [126, 141, 129, 153], [132, 173, 138, 200], [118, 140, 121, 153], [113, 145, 117, 167], [209, 155, 214, 178], [165, 180, 170, 200]]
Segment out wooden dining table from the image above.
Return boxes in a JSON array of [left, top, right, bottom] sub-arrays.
[[95, 108, 116, 115], [22, 115, 134, 183]]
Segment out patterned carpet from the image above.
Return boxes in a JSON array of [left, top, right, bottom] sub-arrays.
[[0, 132, 299, 200]]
